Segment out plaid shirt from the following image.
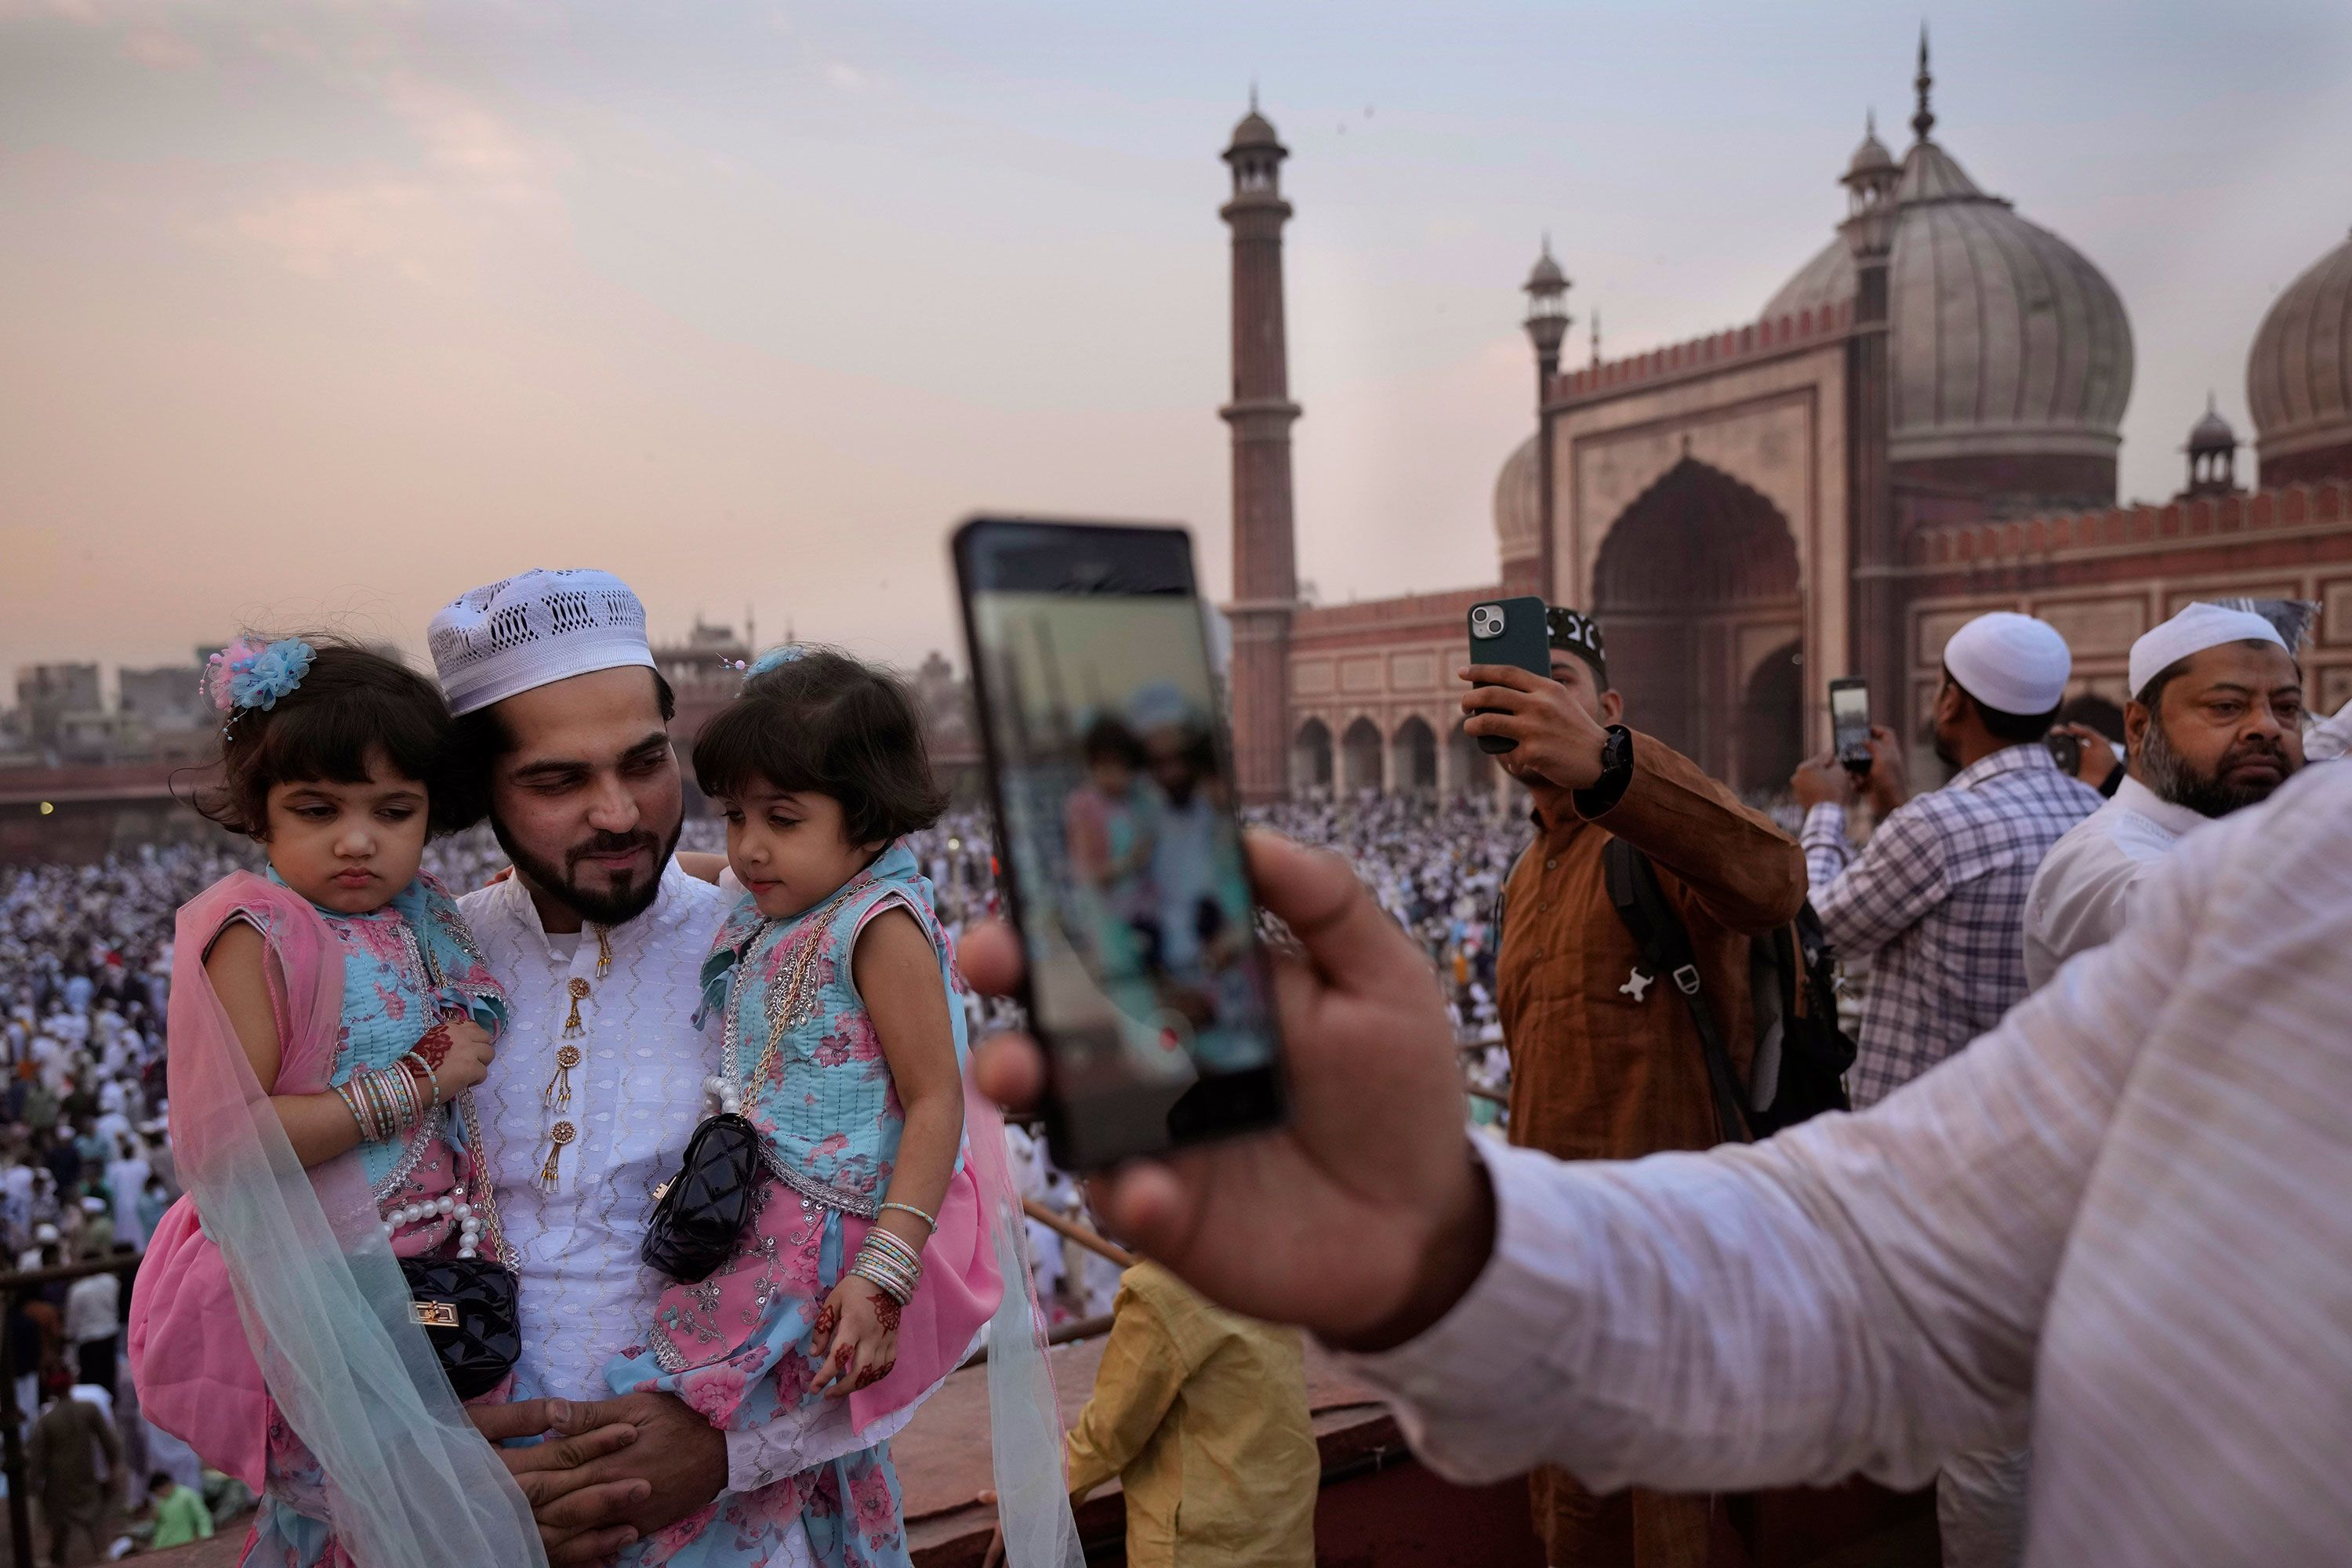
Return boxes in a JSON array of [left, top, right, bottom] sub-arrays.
[[1803, 744, 2100, 1107]]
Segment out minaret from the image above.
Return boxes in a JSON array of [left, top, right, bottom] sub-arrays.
[[1220, 95, 1302, 802], [1841, 109, 1902, 740]]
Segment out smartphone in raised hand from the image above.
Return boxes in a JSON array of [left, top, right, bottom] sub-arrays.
[[952, 516, 1287, 1170], [1830, 677, 1872, 776], [1467, 596, 1551, 754]]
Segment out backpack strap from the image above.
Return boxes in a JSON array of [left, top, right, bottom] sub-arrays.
[[1602, 838, 1751, 1145]]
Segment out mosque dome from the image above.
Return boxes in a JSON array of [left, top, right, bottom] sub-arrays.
[[1228, 105, 1282, 154], [1762, 49, 2133, 495], [2188, 399, 2236, 454], [1494, 432, 1541, 568], [2245, 226, 2352, 479]]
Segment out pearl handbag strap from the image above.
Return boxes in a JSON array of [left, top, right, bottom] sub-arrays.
[[408, 919, 518, 1272]]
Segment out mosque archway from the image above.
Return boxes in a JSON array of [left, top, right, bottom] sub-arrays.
[[1739, 640, 1806, 798], [1591, 457, 1803, 791], [1292, 718, 1334, 793], [1391, 717, 1438, 793], [1341, 717, 1385, 793], [1448, 722, 1497, 798]]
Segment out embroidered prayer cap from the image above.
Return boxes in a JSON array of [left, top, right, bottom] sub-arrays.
[[1943, 612, 2071, 716], [428, 568, 656, 717], [1546, 606, 1609, 688], [2128, 602, 2290, 700]]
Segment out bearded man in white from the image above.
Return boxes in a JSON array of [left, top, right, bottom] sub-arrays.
[[2024, 602, 2305, 990], [428, 569, 900, 1568]]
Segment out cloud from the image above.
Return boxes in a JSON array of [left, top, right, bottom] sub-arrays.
[[123, 26, 203, 70], [383, 72, 559, 201], [825, 61, 867, 92], [223, 179, 441, 278], [198, 65, 568, 281]]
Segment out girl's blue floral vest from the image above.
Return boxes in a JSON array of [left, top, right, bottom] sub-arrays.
[[695, 841, 967, 1218]]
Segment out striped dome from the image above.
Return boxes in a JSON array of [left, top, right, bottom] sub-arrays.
[[1765, 136, 2134, 468], [2246, 227, 2352, 466]]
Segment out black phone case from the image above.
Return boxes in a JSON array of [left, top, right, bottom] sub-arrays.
[[950, 515, 1289, 1171], [1830, 678, 1873, 769], [1468, 596, 1552, 754]]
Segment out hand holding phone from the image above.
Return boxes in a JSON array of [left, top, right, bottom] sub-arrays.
[[953, 517, 1287, 1170]]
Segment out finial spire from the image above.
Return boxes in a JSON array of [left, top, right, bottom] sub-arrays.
[[1250, 79, 1259, 113], [1911, 24, 1935, 142], [1589, 309, 1602, 368]]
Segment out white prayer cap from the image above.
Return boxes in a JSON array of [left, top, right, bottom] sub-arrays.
[[1943, 612, 2071, 716], [2127, 602, 2289, 699], [428, 568, 655, 717]]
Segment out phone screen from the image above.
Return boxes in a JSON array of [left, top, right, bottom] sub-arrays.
[[955, 518, 1286, 1168], [1830, 681, 1871, 763]]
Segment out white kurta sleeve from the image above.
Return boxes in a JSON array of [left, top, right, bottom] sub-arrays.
[[1347, 824, 2213, 1495]]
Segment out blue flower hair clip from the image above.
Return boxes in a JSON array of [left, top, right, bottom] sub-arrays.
[[741, 645, 807, 679], [205, 636, 317, 732]]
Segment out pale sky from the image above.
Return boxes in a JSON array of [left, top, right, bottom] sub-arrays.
[[5, 0, 2348, 693]]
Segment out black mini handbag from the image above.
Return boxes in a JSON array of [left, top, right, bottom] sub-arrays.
[[641, 1111, 764, 1283], [400, 1254, 521, 1399], [647, 886, 865, 1283]]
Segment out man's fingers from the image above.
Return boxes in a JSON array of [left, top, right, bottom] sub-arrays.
[[528, 1474, 652, 1531], [972, 1033, 1046, 1112], [1090, 1161, 1192, 1258], [1242, 832, 1421, 994], [469, 1397, 560, 1445], [1458, 663, 1544, 692], [959, 920, 1025, 997], [503, 1420, 635, 1476], [543, 1396, 635, 1437]]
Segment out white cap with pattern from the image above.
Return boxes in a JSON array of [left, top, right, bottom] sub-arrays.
[[428, 568, 656, 717]]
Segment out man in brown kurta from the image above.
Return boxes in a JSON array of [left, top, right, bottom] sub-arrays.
[[1465, 608, 1807, 1567]]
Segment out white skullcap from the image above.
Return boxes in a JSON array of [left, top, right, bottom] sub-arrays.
[[2127, 602, 2289, 699], [429, 568, 655, 717], [1944, 612, 2071, 716]]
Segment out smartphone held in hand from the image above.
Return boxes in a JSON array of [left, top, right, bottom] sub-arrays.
[[1467, 596, 1551, 754], [1829, 677, 1871, 775], [952, 516, 1289, 1170]]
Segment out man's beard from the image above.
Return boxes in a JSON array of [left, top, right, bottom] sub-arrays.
[[489, 814, 684, 927], [2139, 717, 2292, 819]]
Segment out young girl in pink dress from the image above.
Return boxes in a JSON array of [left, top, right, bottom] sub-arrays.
[[609, 648, 1009, 1568], [127, 636, 539, 1567]]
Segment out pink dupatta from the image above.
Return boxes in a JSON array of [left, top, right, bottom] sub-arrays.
[[125, 872, 543, 1567]]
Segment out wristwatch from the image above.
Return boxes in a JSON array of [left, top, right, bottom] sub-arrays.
[[1573, 725, 1636, 818]]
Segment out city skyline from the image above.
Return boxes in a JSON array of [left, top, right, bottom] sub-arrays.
[[5, 0, 2349, 691]]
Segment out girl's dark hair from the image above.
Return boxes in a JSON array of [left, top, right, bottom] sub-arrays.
[[191, 639, 477, 839], [1081, 715, 1146, 770], [691, 648, 947, 845]]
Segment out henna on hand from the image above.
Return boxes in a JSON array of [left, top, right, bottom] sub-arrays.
[[866, 1287, 902, 1334], [811, 1301, 841, 1348], [412, 1022, 453, 1070]]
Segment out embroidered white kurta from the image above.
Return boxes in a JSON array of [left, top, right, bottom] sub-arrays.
[[462, 861, 730, 1410], [2020, 774, 2207, 990], [1349, 760, 2352, 1567]]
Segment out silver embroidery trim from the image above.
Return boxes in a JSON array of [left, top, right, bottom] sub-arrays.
[[760, 1146, 880, 1219]]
